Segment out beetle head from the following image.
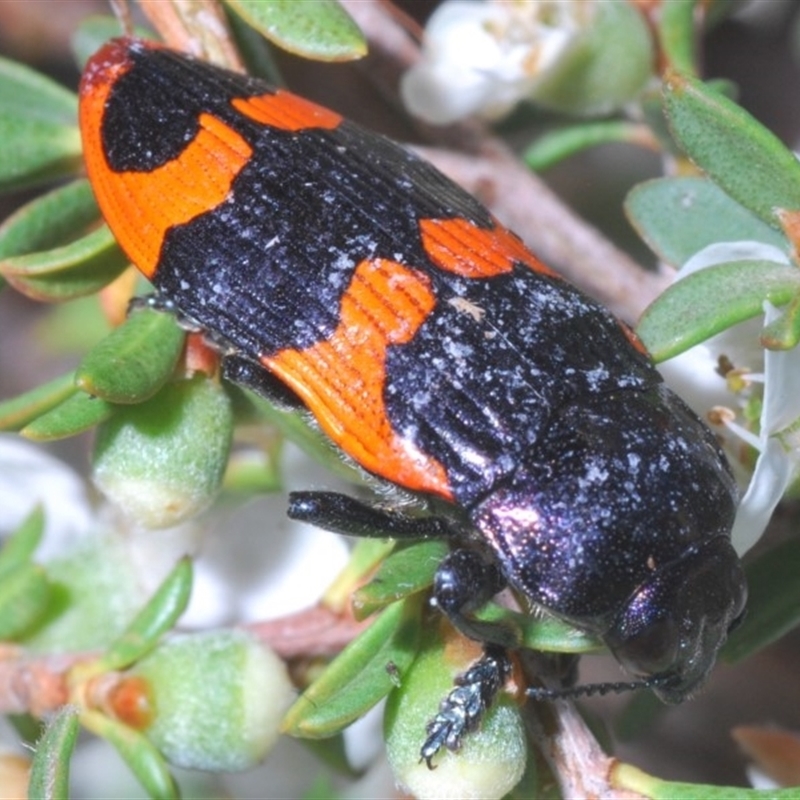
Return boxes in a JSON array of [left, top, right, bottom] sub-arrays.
[[603, 535, 747, 702]]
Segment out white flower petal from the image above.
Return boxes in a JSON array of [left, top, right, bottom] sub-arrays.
[[676, 240, 788, 279], [731, 436, 795, 555], [0, 435, 93, 558]]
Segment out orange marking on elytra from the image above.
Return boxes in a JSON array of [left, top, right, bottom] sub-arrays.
[[80, 56, 251, 278], [420, 218, 559, 279], [263, 259, 453, 499], [232, 90, 342, 131]]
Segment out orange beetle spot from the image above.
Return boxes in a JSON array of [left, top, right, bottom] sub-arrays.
[[420, 218, 559, 280], [80, 59, 252, 278], [264, 259, 453, 499], [84, 112, 251, 278], [232, 90, 342, 132]]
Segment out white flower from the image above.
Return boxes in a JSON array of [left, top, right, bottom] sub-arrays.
[[657, 242, 800, 555], [402, 0, 653, 124], [401, 0, 583, 124]]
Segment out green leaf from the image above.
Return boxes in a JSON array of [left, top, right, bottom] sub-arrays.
[[92, 376, 234, 528], [0, 56, 77, 125], [100, 558, 193, 672], [0, 372, 78, 432], [0, 180, 101, 260], [625, 177, 789, 267], [81, 710, 179, 800], [0, 504, 45, 574], [476, 603, 602, 654], [352, 539, 448, 619], [21, 390, 116, 441], [1, 224, 129, 302], [663, 71, 800, 229], [76, 309, 185, 404], [282, 595, 422, 738], [224, 0, 367, 61], [657, 0, 697, 74], [28, 706, 80, 800], [0, 57, 81, 192], [636, 260, 800, 362], [323, 537, 395, 611], [614, 762, 800, 800], [524, 121, 656, 172], [723, 537, 800, 664], [0, 563, 52, 641]]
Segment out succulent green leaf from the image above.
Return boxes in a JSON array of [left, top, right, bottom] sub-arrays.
[[625, 177, 789, 267], [663, 71, 800, 228], [0, 563, 52, 640], [1, 224, 128, 302], [282, 595, 422, 738], [636, 260, 800, 362], [92, 376, 234, 528], [352, 540, 449, 619], [21, 390, 116, 441], [224, 0, 366, 61], [81, 710, 179, 800], [0, 180, 100, 260], [28, 705, 80, 800], [0, 372, 78, 432], [0, 57, 81, 192], [723, 537, 800, 664], [76, 309, 185, 404], [0, 505, 45, 574], [100, 558, 193, 672]]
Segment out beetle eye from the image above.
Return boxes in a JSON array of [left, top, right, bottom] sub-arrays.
[[610, 612, 679, 677], [605, 588, 680, 678]]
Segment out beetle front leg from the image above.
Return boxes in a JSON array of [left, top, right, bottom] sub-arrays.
[[417, 549, 517, 765]]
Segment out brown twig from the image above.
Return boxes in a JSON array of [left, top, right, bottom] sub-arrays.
[[138, 0, 244, 69], [244, 604, 372, 661], [0, 646, 77, 717], [528, 698, 647, 799]]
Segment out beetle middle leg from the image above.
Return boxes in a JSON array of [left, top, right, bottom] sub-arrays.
[[287, 490, 461, 539], [288, 490, 516, 764]]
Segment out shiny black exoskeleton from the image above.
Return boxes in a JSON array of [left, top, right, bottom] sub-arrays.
[[291, 379, 747, 758]]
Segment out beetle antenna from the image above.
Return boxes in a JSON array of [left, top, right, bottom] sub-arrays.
[[525, 675, 667, 701]]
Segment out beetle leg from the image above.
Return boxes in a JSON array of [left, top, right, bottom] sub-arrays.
[[433, 549, 515, 645], [420, 644, 512, 768], [287, 490, 460, 539]]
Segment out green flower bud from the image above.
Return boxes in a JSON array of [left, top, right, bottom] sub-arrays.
[[128, 630, 293, 771], [385, 624, 527, 800], [93, 376, 233, 528], [531, 0, 653, 116]]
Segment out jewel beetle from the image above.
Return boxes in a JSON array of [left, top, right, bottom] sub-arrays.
[[79, 38, 747, 760]]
